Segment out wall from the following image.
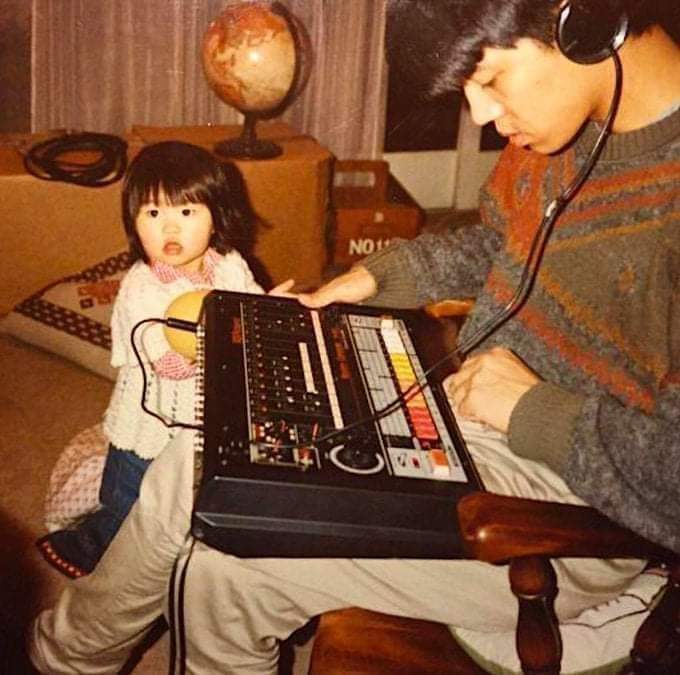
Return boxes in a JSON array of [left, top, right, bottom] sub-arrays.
[[0, 0, 31, 133], [384, 150, 458, 210], [384, 107, 499, 211]]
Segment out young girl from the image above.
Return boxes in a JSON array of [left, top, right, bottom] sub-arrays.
[[37, 141, 263, 577]]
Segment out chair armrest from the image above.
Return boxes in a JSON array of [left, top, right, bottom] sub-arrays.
[[458, 492, 673, 564]]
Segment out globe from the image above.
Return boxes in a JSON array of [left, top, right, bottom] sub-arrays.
[[202, 1, 312, 159]]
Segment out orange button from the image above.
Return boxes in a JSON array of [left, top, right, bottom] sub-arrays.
[[427, 448, 450, 477]]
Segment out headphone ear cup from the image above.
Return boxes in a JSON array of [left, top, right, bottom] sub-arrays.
[[556, 2, 629, 64]]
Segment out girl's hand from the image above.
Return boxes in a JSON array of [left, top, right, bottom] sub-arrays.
[[445, 347, 540, 433]]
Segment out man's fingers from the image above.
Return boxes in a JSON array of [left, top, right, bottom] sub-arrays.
[[297, 287, 335, 308], [298, 269, 375, 308], [268, 279, 296, 297]]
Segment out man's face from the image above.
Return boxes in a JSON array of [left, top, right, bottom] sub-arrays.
[[463, 38, 606, 154]]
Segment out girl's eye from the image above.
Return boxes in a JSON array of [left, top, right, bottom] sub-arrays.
[[147, 208, 160, 218], [181, 207, 194, 217]]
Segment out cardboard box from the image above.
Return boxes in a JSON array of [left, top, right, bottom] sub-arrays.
[[0, 132, 134, 315], [330, 160, 424, 266]]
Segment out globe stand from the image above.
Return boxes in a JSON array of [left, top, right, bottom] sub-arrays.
[[213, 114, 283, 160]]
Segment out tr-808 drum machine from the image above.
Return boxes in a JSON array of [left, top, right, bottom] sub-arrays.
[[192, 290, 483, 558]]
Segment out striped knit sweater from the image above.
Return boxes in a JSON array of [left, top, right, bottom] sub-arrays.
[[363, 106, 680, 553]]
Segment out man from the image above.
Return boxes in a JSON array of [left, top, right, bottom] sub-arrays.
[[30, 1, 680, 672]]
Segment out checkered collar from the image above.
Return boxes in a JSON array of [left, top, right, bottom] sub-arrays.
[[150, 247, 220, 285]]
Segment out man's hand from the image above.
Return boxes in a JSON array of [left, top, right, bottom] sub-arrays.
[[445, 347, 540, 433], [269, 279, 296, 297], [295, 266, 378, 308]]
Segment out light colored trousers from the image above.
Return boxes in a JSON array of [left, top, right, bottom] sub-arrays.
[[30, 420, 642, 674]]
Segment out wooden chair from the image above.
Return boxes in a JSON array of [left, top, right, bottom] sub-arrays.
[[308, 492, 680, 674]]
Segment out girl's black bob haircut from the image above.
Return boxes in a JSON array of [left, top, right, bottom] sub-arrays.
[[121, 141, 254, 264], [386, 0, 678, 97]]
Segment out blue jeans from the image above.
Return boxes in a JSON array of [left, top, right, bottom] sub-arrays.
[[99, 445, 152, 523], [45, 445, 151, 572]]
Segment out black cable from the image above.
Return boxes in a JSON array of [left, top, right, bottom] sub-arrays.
[[130, 318, 203, 431], [22, 131, 128, 187]]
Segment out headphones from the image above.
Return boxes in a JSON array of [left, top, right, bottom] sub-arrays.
[[556, 1, 629, 64]]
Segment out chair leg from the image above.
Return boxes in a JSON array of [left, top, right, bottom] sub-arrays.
[[630, 562, 680, 674], [510, 556, 561, 675]]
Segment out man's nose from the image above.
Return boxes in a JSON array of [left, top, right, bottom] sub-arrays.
[[463, 82, 505, 126]]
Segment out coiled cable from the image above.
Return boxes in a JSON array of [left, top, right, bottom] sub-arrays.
[[23, 131, 128, 187]]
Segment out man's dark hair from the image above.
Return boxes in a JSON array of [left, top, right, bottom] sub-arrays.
[[121, 141, 255, 264], [386, 0, 678, 96]]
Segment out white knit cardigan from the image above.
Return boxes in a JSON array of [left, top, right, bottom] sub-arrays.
[[103, 250, 263, 459]]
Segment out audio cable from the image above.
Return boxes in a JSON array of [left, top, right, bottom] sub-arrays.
[[22, 131, 128, 187], [130, 318, 203, 432]]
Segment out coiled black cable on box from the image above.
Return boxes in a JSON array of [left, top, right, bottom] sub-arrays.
[[23, 131, 128, 187]]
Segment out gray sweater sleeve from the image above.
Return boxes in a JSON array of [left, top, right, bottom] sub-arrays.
[[509, 382, 680, 553], [362, 224, 503, 308], [508, 382, 584, 474]]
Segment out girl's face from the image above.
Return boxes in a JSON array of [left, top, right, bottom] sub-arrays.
[[135, 190, 213, 273]]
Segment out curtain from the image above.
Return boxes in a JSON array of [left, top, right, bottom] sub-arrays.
[[31, 0, 387, 158]]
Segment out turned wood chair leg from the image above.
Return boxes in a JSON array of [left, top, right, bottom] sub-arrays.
[[630, 562, 680, 674], [510, 556, 561, 675]]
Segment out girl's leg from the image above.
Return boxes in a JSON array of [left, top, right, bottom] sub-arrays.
[[37, 447, 151, 576], [99, 445, 152, 522], [30, 431, 197, 674]]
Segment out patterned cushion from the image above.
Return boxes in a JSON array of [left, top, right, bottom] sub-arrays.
[[0, 251, 130, 380]]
